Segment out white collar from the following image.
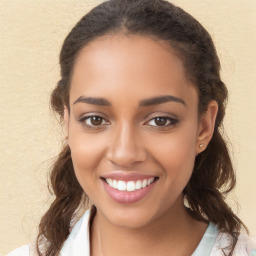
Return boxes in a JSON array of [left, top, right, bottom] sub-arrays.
[[192, 222, 218, 255], [60, 210, 91, 256], [60, 209, 219, 256]]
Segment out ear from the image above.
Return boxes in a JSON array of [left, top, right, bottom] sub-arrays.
[[196, 100, 218, 154], [63, 106, 70, 141]]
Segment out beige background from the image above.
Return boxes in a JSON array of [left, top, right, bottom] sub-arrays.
[[1, 0, 256, 254]]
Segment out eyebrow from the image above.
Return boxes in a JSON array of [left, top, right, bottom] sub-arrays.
[[139, 95, 186, 107], [73, 96, 111, 106], [73, 95, 186, 107]]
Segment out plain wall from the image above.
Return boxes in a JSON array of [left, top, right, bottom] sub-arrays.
[[1, 0, 255, 254]]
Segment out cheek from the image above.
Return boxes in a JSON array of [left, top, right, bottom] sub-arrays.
[[69, 121, 107, 161], [148, 126, 198, 184], [68, 128, 108, 190]]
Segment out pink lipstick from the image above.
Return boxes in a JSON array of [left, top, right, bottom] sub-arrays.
[[101, 173, 158, 204]]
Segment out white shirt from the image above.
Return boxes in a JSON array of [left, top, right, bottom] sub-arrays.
[[7, 209, 256, 256]]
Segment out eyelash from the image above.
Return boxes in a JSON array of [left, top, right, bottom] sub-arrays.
[[78, 114, 179, 130], [78, 114, 110, 129], [145, 116, 179, 129]]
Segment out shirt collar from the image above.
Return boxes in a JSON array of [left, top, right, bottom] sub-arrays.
[[60, 208, 95, 256], [60, 208, 218, 256]]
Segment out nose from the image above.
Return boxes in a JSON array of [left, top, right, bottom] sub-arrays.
[[106, 123, 147, 168]]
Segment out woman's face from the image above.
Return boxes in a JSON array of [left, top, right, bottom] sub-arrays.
[[65, 34, 212, 229]]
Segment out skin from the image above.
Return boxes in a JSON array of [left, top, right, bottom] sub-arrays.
[[64, 34, 218, 256]]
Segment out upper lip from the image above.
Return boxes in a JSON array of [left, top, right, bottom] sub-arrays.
[[101, 172, 158, 181]]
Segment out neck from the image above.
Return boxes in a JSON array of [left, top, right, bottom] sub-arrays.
[[90, 197, 208, 256]]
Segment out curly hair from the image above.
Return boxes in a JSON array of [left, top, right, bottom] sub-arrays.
[[36, 0, 247, 255]]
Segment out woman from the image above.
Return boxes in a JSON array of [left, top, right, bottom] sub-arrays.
[[8, 0, 256, 255]]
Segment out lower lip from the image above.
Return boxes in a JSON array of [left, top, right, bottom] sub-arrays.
[[102, 180, 156, 204]]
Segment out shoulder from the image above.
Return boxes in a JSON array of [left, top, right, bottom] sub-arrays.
[[211, 230, 256, 256], [6, 245, 29, 256], [6, 209, 92, 256], [234, 233, 256, 255]]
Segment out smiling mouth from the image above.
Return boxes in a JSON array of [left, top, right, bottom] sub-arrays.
[[101, 177, 159, 192]]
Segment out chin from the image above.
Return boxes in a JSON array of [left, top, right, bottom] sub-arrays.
[[95, 200, 169, 230], [109, 209, 156, 229]]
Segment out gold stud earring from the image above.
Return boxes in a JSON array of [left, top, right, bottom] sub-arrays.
[[199, 144, 204, 149]]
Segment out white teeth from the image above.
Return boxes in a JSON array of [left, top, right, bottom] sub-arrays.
[[113, 180, 118, 189], [142, 179, 147, 188], [135, 180, 142, 190], [118, 181, 126, 191], [127, 181, 136, 191], [106, 178, 112, 186], [105, 177, 155, 192]]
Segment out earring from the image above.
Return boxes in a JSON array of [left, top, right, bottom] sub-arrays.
[[199, 144, 204, 149]]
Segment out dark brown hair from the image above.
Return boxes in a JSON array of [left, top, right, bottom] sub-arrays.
[[37, 0, 247, 255]]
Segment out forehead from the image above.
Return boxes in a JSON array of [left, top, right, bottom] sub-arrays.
[[70, 34, 197, 107]]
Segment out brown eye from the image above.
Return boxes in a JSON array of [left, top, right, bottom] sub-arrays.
[[154, 117, 168, 126], [147, 116, 178, 128], [90, 116, 103, 126], [81, 115, 109, 127]]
